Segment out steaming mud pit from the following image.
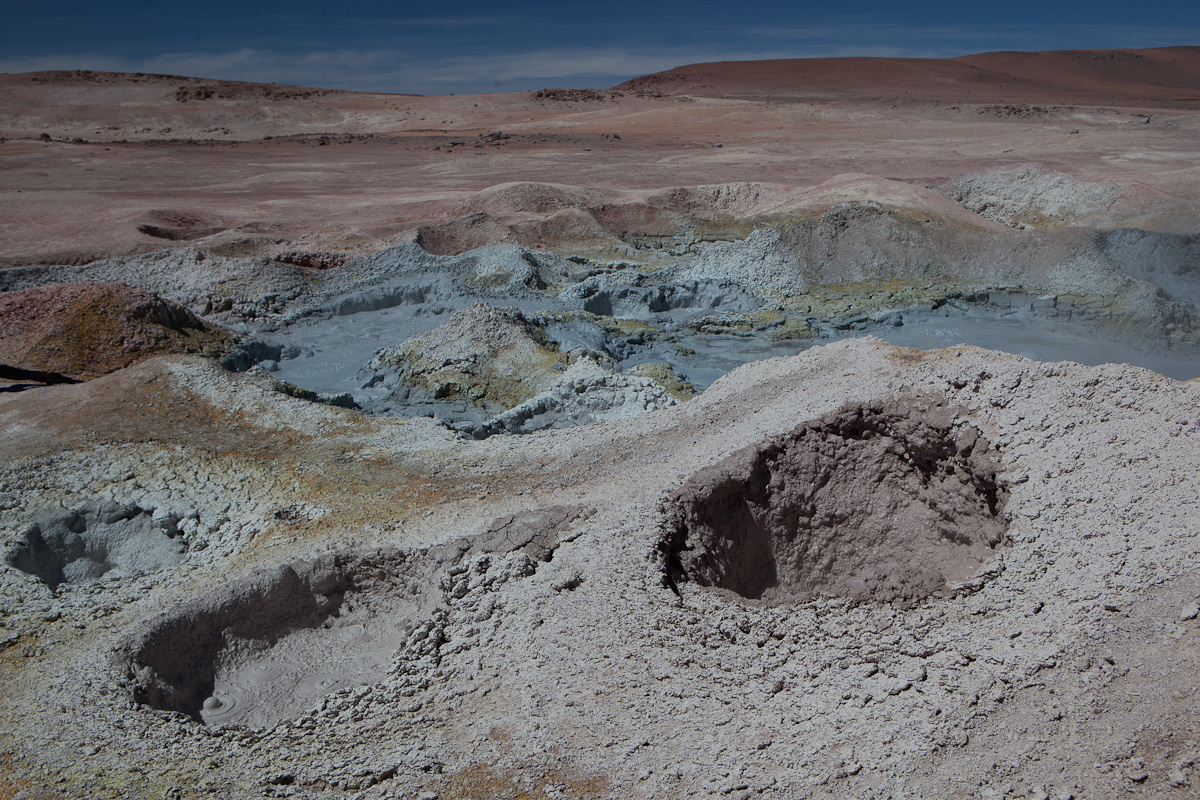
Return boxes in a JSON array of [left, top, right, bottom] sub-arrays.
[[119, 507, 589, 729], [663, 395, 1007, 604], [121, 551, 438, 728]]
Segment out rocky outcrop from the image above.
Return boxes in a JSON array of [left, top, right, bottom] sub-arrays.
[[0, 281, 231, 381], [358, 303, 569, 410]]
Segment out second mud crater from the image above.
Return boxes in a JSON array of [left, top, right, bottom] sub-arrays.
[[662, 394, 1008, 604]]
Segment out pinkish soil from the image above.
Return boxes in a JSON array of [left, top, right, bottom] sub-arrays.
[[1, 48, 1197, 267]]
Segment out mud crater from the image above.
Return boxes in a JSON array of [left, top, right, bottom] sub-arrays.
[[661, 395, 1008, 604], [6, 502, 186, 590], [118, 505, 592, 728], [118, 550, 444, 727]]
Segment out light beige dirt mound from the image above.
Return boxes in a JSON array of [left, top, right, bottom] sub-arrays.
[[943, 163, 1123, 228], [647, 182, 800, 219], [508, 208, 634, 255], [464, 182, 620, 217], [414, 213, 516, 255], [359, 303, 567, 409], [413, 173, 1009, 259], [772, 173, 1008, 230]]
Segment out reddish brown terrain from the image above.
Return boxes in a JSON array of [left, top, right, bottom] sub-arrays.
[[0, 282, 228, 380], [1, 47, 1197, 268], [619, 47, 1200, 104]]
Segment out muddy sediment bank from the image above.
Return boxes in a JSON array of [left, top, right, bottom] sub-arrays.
[[4, 176, 1196, 434]]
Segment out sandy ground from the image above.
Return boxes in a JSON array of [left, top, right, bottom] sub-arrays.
[[2, 49, 1198, 267]]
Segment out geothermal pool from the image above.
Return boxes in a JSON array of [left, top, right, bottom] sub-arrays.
[[258, 293, 1200, 434]]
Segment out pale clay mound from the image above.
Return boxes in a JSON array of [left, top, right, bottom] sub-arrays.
[[2, 339, 1199, 799]]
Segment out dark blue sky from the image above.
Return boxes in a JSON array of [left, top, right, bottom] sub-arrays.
[[3, 1, 1198, 94]]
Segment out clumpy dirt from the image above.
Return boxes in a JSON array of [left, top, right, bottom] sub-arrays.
[[358, 302, 568, 410], [2, 338, 1200, 799], [662, 394, 1007, 604]]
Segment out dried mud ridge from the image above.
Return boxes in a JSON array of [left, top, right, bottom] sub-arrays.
[[662, 394, 1007, 604], [117, 505, 590, 729]]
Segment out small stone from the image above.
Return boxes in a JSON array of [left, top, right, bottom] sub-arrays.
[[1180, 604, 1199, 621], [1169, 769, 1190, 787], [418, 792, 438, 800]]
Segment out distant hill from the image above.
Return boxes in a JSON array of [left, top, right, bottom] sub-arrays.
[[614, 47, 1200, 107]]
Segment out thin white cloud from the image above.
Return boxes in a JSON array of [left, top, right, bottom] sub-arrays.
[[2, 28, 1195, 95], [740, 22, 1200, 52], [0, 46, 799, 94]]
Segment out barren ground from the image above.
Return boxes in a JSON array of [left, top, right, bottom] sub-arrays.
[[1, 48, 1200, 800], [2, 48, 1199, 267]]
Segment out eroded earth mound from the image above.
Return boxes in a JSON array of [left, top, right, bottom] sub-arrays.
[[0, 281, 230, 381]]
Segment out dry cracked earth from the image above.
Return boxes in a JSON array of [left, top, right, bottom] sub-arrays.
[[2, 48, 1200, 800]]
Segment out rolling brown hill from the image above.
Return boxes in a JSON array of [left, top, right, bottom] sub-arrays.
[[615, 46, 1200, 106]]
